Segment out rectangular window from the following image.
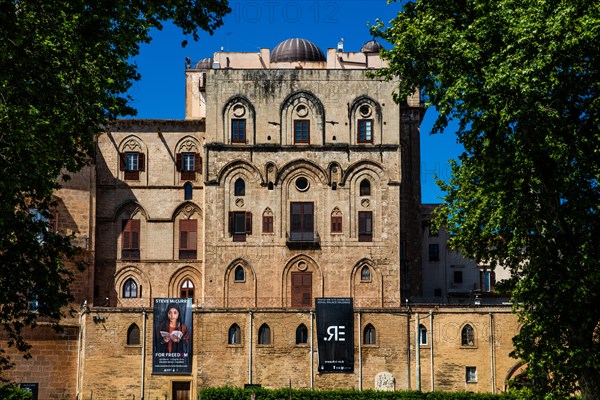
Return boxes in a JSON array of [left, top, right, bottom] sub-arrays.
[[179, 219, 197, 260], [262, 215, 273, 233], [290, 202, 314, 241], [429, 243, 440, 261], [358, 211, 373, 242], [454, 270, 463, 284], [122, 219, 140, 260], [331, 215, 342, 233], [291, 272, 312, 307], [466, 367, 477, 383], [232, 119, 246, 143], [358, 119, 373, 143], [177, 152, 200, 181], [480, 270, 496, 292], [294, 120, 310, 143], [229, 211, 252, 242], [120, 152, 145, 180], [126, 152, 138, 171], [182, 153, 195, 171]]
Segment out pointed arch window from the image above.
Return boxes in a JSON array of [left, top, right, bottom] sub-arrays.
[[360, 179, 371, 196], [364, 324, 376, 345], [419, 324, 428, 345], [234, 178, 245, 196], [180, 279, 194, 300], [228, 323, 241, 345], [462, 324, 475, 346], [262, 208, 273, 233], [296, 324, 308, 344], [123, 278, 137, 298], [127, 323, 140, 345], [360, 265, 371, 282], [234, 266, 245, 282], [184, 182, 193, 200], [258, 323, 272, 345], [331, 208, 342, 234]]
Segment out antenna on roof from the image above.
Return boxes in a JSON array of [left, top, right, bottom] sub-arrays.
[[337, 38, 344, 53]]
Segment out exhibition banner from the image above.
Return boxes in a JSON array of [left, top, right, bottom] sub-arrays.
[[315, 297, 354, 372], [152, 298, 193, 374]]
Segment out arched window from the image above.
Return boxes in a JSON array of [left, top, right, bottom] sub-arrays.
[[296, 324, 308, 344], [364, 324, 376, 345], [234, 178, 245, 196], [360, 179, 371, 196], [180, 279, 194, 300], [360, 265, 371, 282], [123, 278, 137, 298], [419, 324, 428, 345], [331, 208, 342, 233], [258, 323, 271, 345], [184, 182, 193, 200], [234, 265, 245, 282], [462, 324, 475, 346], [228, 323, 241, 345], [127, 323, 140, 345]]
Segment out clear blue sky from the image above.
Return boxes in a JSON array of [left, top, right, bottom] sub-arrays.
[[128, 0, 462, 203]]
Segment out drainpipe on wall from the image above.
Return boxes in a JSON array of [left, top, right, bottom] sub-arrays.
[[429, 310, 434, 392], [310, 310, 314, 390], [76, 305, 88, 400], [406, 313, 411, 390], [358, 312, 362, 391], [489, 313, 496, 393], [415, 312, 421, 391], [249, 311, 253, 385], [141, 310, 147, 400]]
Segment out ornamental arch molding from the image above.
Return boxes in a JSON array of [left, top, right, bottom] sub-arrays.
[[280, 90, 325, 145], [114, 265, 152, 307], [350, 258, 383, 307], [168, 266, 202, 304], [222, 95, 256, 144], [224, 258, 257, 308], [281, 254, 323, 308]]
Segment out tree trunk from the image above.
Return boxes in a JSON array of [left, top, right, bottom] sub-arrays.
[[580, 368, 600, 400]]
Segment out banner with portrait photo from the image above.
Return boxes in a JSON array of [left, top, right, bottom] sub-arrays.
[[152, 298, 193, 374], [316, 297, 354, 373]]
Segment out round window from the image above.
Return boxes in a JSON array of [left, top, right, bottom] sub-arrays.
[[296, 104, 308, 118], [359, 104, 372, 117], [295, 177, 309, 191]]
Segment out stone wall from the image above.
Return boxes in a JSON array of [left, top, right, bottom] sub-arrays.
[[76, 306, 519, 399]]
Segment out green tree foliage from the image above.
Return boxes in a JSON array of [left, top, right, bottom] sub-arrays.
[[373, 0, 599, 398], [198, 387, 520, 400], [0, 0, 229, 372], [0, 385, 32, 400]]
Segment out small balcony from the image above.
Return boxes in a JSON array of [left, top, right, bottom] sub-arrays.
[[286, 231, 320, 250]]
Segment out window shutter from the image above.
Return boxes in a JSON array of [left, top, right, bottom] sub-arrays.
[[119, 153, 126, 171], [131, 219, 140, 248], [245, 212, 252, 234], [138, 153, 145, 171], [176, 153, 183, 172], [180, 219, 189, 248], [228, 212, 234, 235], [188, 219, 197, 250], [194, 153, 201, 172]]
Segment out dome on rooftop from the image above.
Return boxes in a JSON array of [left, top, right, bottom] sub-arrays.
[[361, 40, 384, 53], [195, 57, 213, 69], [271, 38, 326, 63]]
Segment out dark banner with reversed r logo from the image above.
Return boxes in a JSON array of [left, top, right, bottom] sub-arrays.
[[316, 297, 354, 372]]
